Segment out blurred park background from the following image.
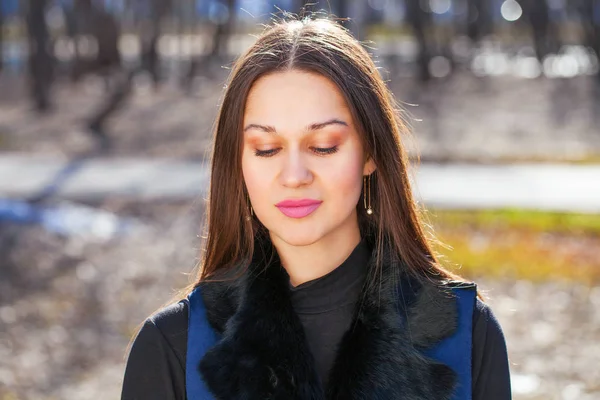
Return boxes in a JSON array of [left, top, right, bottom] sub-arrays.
[[1, 0, 600, 399]]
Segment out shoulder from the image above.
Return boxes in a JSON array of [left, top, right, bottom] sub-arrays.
[[135, 300, 189, 364], [148, 300, 189, 335], [441, 280, 507, 339], [122, 301, 189, 399], [472, 298, 507, 342], [437, 280, 507, 340], [440, 279, 478, 292]]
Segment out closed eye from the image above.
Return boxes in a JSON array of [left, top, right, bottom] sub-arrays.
[[312, 146, 338, 155], [254, 146, 338, 157], [254, 148, 280, 157]]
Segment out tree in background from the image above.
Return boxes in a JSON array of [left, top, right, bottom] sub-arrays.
[[405, 0, 435, 82], [574, 0, 600, 81], [26, 0, 54, 112], [520, 0, 558, 63], [70, 0, 121, 82], [209, 0, 235, 58], [86, 0, 177, 149], [0, 2, 4, 73], [466, 0, 492, 44], [138, 0, 172, 87]]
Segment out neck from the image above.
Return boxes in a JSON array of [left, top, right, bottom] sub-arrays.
[[270, 215, 362, 287]]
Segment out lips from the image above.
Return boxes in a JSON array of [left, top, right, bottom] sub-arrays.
[[275, 199, 322, 219]]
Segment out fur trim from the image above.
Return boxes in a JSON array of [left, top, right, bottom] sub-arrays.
[[198, 236, 459, 399]]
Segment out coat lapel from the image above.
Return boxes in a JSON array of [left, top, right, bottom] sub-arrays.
[[197, 235, 459, 399]]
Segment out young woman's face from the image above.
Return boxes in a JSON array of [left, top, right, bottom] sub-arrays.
[[242, 70, 375, 247]]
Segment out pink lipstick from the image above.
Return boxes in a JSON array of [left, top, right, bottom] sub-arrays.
[[275, 199, 322, 219]]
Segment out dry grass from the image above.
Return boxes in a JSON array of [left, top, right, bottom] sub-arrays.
[[426, 209, 600, 284]]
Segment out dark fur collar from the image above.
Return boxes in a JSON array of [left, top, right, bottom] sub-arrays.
[[197, 234, 460, 399]]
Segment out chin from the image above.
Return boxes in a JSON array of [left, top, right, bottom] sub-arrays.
[[268, 226, 325, 247]]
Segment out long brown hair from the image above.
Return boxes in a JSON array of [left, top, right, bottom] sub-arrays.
[[186, 16, 466, 295]]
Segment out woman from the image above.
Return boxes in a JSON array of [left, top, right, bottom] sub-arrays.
[[122, 17, 511, 400]]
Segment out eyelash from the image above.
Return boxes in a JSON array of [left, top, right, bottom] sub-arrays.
[[254, 149, 278, 157], [314, 146, 339, 155], [254, 146, 339, 157]]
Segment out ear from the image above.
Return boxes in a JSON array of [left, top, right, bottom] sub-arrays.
[[363, 156, 377, 176]]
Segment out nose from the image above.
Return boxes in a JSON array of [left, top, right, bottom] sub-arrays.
[[279, 149, 313, 188]]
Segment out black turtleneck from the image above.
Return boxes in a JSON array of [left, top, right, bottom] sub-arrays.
[[286, 238, 370, 389]]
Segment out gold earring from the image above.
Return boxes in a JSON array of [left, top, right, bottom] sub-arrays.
[[363, 175, 373, 215]]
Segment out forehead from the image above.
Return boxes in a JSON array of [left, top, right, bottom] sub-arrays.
[[243, 70, 352, 128]]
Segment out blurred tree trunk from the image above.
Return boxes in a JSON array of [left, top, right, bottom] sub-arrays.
[[210, 0, 235, 58], [406, 0, 434, 82], [177, 0, 197, 84], [139, 0, 171, 87], [0, 3, 4, 72], [70, 0, 122, 83], [580, 0, 600, 81], [521, 0, 554, 62], [466, 0, 492, 43], [182, 0, 202, 89], [26, 0, 54, 112], [595, 0, 600, 72], [61, 1, 78, 80], [579, 1, 600, 55]]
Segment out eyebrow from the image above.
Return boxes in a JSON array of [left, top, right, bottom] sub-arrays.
[[243, 118, 348, 134]]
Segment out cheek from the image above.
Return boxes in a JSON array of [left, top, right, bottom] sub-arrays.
[[322, 150, 364, 198], [242, 151, 272, 203]]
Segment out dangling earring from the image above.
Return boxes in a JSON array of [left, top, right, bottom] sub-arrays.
[[363, 174, 373, 215]]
